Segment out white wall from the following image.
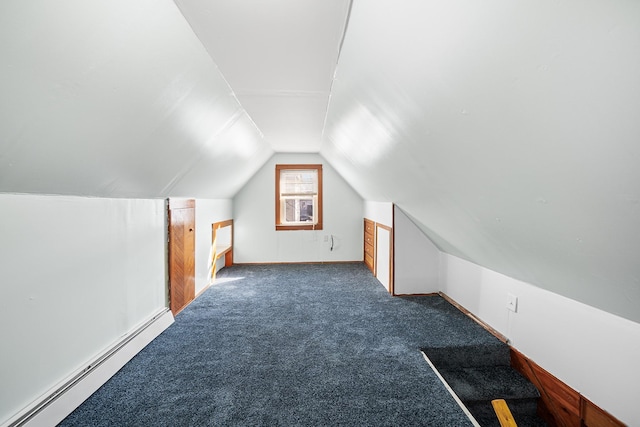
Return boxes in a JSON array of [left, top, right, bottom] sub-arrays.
[[194, 199, 233, 294], [0, 194, 167, 425], [394, 206, 440, 294], [364, 201, 392, 227], [441, 253, 640, 427], [234, 153, 363, 263]]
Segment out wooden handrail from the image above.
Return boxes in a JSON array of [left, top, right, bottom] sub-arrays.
[[492, 399, 518, 427]]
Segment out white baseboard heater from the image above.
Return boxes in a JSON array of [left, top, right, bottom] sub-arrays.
[[4, 309, 174, 427]]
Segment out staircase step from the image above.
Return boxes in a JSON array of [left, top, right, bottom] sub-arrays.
[[420, 336, 548, 425], [422, 341, 511, 368], [438, 365, 541, 422], [467, 397, 539, 421], [438, 365, 540, 402]]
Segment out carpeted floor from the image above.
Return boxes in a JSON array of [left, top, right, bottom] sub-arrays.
[[59, 263, 502, 426]]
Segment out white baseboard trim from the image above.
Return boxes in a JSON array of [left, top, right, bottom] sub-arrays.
[[4, 309, 174, 427]]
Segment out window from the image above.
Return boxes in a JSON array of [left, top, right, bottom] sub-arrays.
[[276, 164, 323, 230]]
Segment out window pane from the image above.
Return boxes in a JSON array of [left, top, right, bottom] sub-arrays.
[[280, 170, 317, 195], [281, 197, 316, 224], [284, 199, 295, 222], [299, 199, 313, 222]]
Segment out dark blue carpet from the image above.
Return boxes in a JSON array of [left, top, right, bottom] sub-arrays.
[[59, 263, 498, 426]]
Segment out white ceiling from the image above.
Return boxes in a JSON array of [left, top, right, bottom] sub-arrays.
[[174, 0, 352, 152], [0, 0, 274, 199]]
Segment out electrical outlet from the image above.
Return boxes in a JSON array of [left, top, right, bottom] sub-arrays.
[[506, 293, 518, 313], [324, 235, 329, 242]]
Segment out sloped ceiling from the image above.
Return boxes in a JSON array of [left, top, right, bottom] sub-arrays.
[[0, 0, 274, 199], [174, 0, 351, 152], [322, 0, 640, 322], [1, 0, 639, 322]]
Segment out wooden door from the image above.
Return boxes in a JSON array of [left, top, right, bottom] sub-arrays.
[[168, 199, 195, 315], [364, 218, 375, 273]]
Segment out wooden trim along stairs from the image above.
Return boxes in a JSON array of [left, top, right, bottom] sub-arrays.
[[510, 349, 625, 427]]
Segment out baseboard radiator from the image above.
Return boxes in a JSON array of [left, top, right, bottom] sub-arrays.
[[4, 309, 174, 427]]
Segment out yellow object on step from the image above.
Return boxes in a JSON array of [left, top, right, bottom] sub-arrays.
[[492, 399, 518, 427]]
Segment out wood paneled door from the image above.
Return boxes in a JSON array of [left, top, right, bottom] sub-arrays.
[[364, 218, 375, 273], [168, 199, 195, 315]]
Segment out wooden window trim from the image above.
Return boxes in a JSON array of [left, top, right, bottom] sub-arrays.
[[275, 164, 323, 231]]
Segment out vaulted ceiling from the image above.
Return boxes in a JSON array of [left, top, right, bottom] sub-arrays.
[[1, 0, 639, 322], [174, 0, 351, 153]]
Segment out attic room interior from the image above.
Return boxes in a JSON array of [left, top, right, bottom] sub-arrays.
[[1, 0, 639, 426]]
